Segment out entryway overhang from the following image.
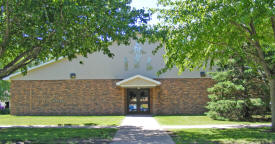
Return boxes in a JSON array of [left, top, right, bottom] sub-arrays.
[[116, 75, 161, 88]]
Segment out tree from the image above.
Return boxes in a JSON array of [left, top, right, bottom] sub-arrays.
[[206, 58, 269, 121], [0, 0, 149, 79], [146, 0, 275, 130]]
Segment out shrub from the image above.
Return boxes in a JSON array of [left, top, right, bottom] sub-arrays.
[[0, 108, 10, 114], [250, 98, 267, 115], [206, 58, 269, 121], [0, 80, 10, 102]]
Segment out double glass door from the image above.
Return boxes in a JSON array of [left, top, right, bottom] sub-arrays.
[[127, 89, 150, 114]]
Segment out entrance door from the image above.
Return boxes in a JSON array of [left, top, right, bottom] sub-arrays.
[[127, 89, 150, 114]]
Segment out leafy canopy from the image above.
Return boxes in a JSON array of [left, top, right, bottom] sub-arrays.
[[0, 0, 149, 79], [147, 0, 274, 77], [146, 0, 275, 130]]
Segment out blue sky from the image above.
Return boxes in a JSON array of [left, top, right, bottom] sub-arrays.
[[130, 0, 158, 9], [130, 0, 159, 25]]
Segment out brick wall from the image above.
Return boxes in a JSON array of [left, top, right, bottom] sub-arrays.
[[10, 80, 124, 115], [10, 78, 213, 115], [153, 78, 214, 115]]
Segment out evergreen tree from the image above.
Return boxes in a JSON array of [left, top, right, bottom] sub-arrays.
[[206, 58, 269, 121]]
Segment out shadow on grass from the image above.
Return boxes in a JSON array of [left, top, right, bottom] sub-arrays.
[[58, 123, 118, 126], [154, 114, 271, 123], [154, 114, 206, 116], [171, 127, 275, 144], [59, 123, 118, 126], [0, 128, 117, 143], [251, 115, 271, 122], [84, 123, 98, 126], [56, 123, 100, 126]]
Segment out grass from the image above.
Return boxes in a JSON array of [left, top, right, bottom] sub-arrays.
[[0, 115, 124, 126], [170, 127, 275, 144], [0, 128, 117, 143], [154, 115, 270, 125]]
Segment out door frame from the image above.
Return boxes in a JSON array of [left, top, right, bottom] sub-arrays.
[[126, 88, 150, 114]]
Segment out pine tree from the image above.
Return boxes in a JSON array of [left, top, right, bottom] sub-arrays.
[[206, 58, 269, 121]]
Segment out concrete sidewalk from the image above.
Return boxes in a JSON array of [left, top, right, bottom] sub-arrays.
[[0, 125, 118, 129], [120, 115, 162, 130], [161, 124, 271, 130], [0, 123, 269, 130], [111, 115, 175, 144]]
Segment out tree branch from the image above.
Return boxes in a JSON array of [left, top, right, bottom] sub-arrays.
[[231, 20, 273, 78], [231, 21, 252, 35], [249, 19, 272, 78], [3, 49, 33, 69], [271, 16, 275, 42], [206, 40, 227, 47], [0, 47, 42, 79]]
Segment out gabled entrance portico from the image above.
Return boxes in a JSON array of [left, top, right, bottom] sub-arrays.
[[116, 75, 161, 114]]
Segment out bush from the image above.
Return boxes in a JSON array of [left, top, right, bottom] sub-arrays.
[[250, 98, 267, 115], [207, 100, 245, 120], [0, 108, 10, 114], [0, 80, 10, 102], [206, 59, 269, 121]]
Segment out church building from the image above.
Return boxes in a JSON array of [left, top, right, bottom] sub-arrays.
[[8, 41, 213, 115]]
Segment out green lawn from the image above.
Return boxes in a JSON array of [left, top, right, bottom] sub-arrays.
[[0, 128, 117, 143], [171, 127, 275, 144], [154, 115, 270, 125], [0, 115, 124, 126]]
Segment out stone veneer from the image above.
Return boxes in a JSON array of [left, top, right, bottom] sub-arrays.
[[10, 78, 214, 115]]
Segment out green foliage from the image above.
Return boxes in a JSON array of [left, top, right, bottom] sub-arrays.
[[145, 0, 274, 122], [145, 0, 274, 78], [0, 0, 150, 79], [0, 108, 9, 114], [251, 98, 266, 107], [206, 100, 247, 120], [0, 80, 9, 101], [206, 59, 269, 121]]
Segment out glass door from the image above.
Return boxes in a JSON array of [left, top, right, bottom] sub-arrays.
[[139, 89, 149, 113], [128, 89, 138, 113], [127, 89, 150, 114]]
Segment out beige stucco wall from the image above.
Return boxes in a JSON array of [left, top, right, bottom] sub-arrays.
[[12, 40, 211, 80]]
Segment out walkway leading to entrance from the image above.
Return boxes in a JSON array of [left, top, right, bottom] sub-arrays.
[[161, 124, 271, 129], [111, 115, 175, 144]]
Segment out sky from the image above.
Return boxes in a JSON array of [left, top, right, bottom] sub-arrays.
[[130, 0, 160, 25], [130, 0, 158, 9]]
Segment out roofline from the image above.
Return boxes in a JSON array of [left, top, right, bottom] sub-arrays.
[[119, 85, 159, 88], [116, 74, 161, 86], [4, 57, 65, 80]]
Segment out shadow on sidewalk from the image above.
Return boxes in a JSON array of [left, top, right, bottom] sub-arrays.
[[111, 126, 175, 144]]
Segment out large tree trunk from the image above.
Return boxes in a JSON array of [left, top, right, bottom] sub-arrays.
[[271, 78, 275, 131]]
